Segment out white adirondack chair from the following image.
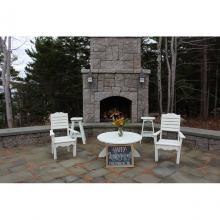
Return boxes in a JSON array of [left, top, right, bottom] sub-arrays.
[[50, 112, 79, 160], [153, 113, 185, 164]]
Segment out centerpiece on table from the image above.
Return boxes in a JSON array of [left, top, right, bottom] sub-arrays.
[[111, 112, 128, 137]]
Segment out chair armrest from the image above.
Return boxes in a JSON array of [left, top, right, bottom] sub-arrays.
[[152, 130, 161, 145], [50, 130, 55, 137], [179, 131, 185, 139], [152, 130, 161, 137], [68, 128, 79, 137], [69, 128, 79, 134]]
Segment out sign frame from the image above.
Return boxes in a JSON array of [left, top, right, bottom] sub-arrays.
[[105, 144, 134, 168]]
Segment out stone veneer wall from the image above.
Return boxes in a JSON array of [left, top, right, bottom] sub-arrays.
[[82, 37, 150, 123], [90, 37, 141, 70], [1, 125, 220, 152], [83, 72, 149, 123]]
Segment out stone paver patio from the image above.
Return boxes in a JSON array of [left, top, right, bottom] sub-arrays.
[[0, 137, 220, 183]]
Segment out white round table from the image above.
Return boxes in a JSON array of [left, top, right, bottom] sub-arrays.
[[97, 131, 142, 158]]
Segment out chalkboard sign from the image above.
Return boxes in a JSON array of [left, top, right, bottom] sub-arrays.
[[106, 145, 134, 167]]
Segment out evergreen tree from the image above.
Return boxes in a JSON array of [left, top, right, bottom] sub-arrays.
[[14, 37, 89, 125]]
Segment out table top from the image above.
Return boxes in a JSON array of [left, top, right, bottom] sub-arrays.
[[70, 117, 83, 121], [141, 116, 155, 120], [97, 131, 142, 145]]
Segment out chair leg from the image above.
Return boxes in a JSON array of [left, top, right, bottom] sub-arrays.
[[54, 147, 57, 160], [79, 122, 86, 144], [67, 146, 70, 152], [176, 150, 181, 165], [73, 142, 76, 157], [51, 143, 54, 154], [155, 147, 159, 162]]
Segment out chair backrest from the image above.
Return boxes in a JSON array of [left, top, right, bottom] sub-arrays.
[[50, 112, 69, 130], [161, 113, 180, 132]]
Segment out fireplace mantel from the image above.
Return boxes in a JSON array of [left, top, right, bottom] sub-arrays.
[[82, 68, 151, 74]]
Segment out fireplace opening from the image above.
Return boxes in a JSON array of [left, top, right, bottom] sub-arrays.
[[100, 96, 132, 122]]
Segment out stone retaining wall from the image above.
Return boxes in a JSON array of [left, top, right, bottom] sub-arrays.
[[0, 124, 220, 152]]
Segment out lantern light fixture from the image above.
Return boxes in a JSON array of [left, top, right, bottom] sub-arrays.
[[139, 69, 145, 83], [88, 70, 93, 83]]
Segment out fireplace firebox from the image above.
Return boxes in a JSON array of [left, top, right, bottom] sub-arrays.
[[100, 96, 131, 122]]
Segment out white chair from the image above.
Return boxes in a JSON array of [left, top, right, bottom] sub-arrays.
[[153, 113, 185, 164], [50, 112, 79, 160]]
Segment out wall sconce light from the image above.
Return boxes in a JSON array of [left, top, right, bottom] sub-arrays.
[[139, 69, 145, 83], [88, 70, 93, 83]]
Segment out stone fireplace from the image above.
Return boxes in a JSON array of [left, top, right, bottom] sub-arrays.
[[82, 37, 150, 123]]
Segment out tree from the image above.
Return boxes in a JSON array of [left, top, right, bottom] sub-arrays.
[[157, 37, 163, 114], [142, 37, 159, 114], [165, 37, 171, 112], [9, 36, 220, 128], [14, 37, 90, 125], [143, 36, 220, 118], [164, 37, 178, 113], [200, 40, 208, 119], [170, 37, 178, 112], [177, 37, 220, 119], [0, 37, 13, 128]]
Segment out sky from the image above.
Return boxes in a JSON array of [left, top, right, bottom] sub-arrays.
[[11, 36, 35, 78]]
